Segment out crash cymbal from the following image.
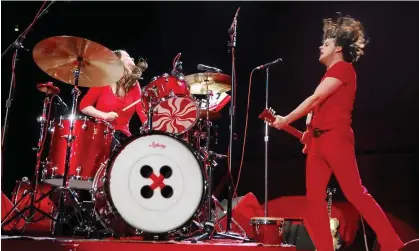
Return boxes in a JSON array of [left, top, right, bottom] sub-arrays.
[[36, 82, 60, 95], [33, 36, 124, 88], [185, 72, 231, 95]]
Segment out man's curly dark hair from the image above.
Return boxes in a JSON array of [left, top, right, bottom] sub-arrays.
[[322, 12, 369, 63]]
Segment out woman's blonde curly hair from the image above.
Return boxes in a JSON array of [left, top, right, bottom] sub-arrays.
[[322, 12, 369, 63], [113, 49, 148, 97]]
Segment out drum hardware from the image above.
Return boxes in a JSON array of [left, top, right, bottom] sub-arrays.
[[1, 83, 60, 232], [184, 78, 247, 241]]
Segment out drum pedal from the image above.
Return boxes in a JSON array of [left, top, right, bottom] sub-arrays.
[[81, 201, 93, 211]]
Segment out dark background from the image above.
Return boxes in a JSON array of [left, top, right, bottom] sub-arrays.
[[1, 0, 419, 246]]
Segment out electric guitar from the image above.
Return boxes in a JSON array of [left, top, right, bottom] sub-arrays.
[[258, 107, 311, 154], [327, 188, 344, 250]]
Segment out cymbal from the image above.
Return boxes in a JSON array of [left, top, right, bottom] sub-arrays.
[[185, 72, 231, 95], [33, 36, 124, 88], [36, 82, 60, 95]]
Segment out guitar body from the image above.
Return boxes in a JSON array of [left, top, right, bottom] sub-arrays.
[[330, 217, 341, 249], [258, 108, 311, 154]]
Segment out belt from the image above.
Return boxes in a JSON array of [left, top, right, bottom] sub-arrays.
[[312, 128, 331, 138]]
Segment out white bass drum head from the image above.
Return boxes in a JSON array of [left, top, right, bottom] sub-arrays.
[[108, 132, 204, 233]]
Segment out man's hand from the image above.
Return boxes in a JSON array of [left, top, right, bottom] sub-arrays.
[[269, 115, 288, 130]]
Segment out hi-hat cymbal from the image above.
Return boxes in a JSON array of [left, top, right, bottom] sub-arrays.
[[36, 82, 60, 95], [33, 36, 124, 88], [185, 72, 231, 95]]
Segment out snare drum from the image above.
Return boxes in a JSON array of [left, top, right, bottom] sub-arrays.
[[92, 131, 206, 235], [44, 115, 114, 190]]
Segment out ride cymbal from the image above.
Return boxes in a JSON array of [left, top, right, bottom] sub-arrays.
[[185, 72, 231, 95], [33, 36, 124, 87]]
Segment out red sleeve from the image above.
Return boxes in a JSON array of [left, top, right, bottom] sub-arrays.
[[325, 61, 354, 85], [134, 82, 148, 124], [79, 87, 103, 111]]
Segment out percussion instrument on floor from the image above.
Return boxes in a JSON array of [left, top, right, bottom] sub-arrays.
[[92, 132, 206, 235], [10, 178, 57, 235], [250, 217, 285, 246], [43, 116, 114, 190]]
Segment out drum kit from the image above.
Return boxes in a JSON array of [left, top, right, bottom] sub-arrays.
[[1, 36, 240, 240]]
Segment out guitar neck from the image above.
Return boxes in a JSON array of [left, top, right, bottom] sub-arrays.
[[283, 124, 304, 139]]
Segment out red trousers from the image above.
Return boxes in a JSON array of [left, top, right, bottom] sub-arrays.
[[304, 126, 404, 251]]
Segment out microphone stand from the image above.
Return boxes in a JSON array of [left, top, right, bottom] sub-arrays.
[[1, 1, 55, 155], [215, 8, 248, 241], [264, 67, 270, 217], [226, 9, 237, 234]]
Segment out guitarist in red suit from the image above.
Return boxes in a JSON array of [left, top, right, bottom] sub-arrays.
[[269, 13, 404, 251]]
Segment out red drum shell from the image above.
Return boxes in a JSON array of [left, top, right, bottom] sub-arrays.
[[44, 116, 113, 190]]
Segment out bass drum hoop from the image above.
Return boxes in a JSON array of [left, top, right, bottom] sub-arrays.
[[93, 130, 207, 236]]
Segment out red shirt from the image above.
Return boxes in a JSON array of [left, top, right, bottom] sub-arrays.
[[311, 61, 357, 129], [79, 82, 147, 137]]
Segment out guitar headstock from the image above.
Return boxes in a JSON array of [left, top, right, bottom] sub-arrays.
[[258, 107, 276, 124]]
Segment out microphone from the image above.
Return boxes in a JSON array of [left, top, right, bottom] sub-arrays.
[[254, 58, 283, 70], [55, 95, 68, 110], [197, 64, 222, 73]]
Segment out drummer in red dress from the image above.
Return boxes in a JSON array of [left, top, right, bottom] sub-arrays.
[[79, 49, 148, 150]]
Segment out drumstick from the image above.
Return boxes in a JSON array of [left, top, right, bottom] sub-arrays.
[[122, 98, 142, 111]]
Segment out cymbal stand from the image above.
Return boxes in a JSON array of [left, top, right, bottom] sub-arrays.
[[1, 94, 56, 231], [264, 67, 270, 217], [53, 62, 91, 236], [146, 95, 154, 131]]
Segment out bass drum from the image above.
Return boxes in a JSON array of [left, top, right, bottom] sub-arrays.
[[92, 132, 206, 235]]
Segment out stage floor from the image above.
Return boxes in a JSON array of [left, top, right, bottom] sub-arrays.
[[1, 235, 306, 251]]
